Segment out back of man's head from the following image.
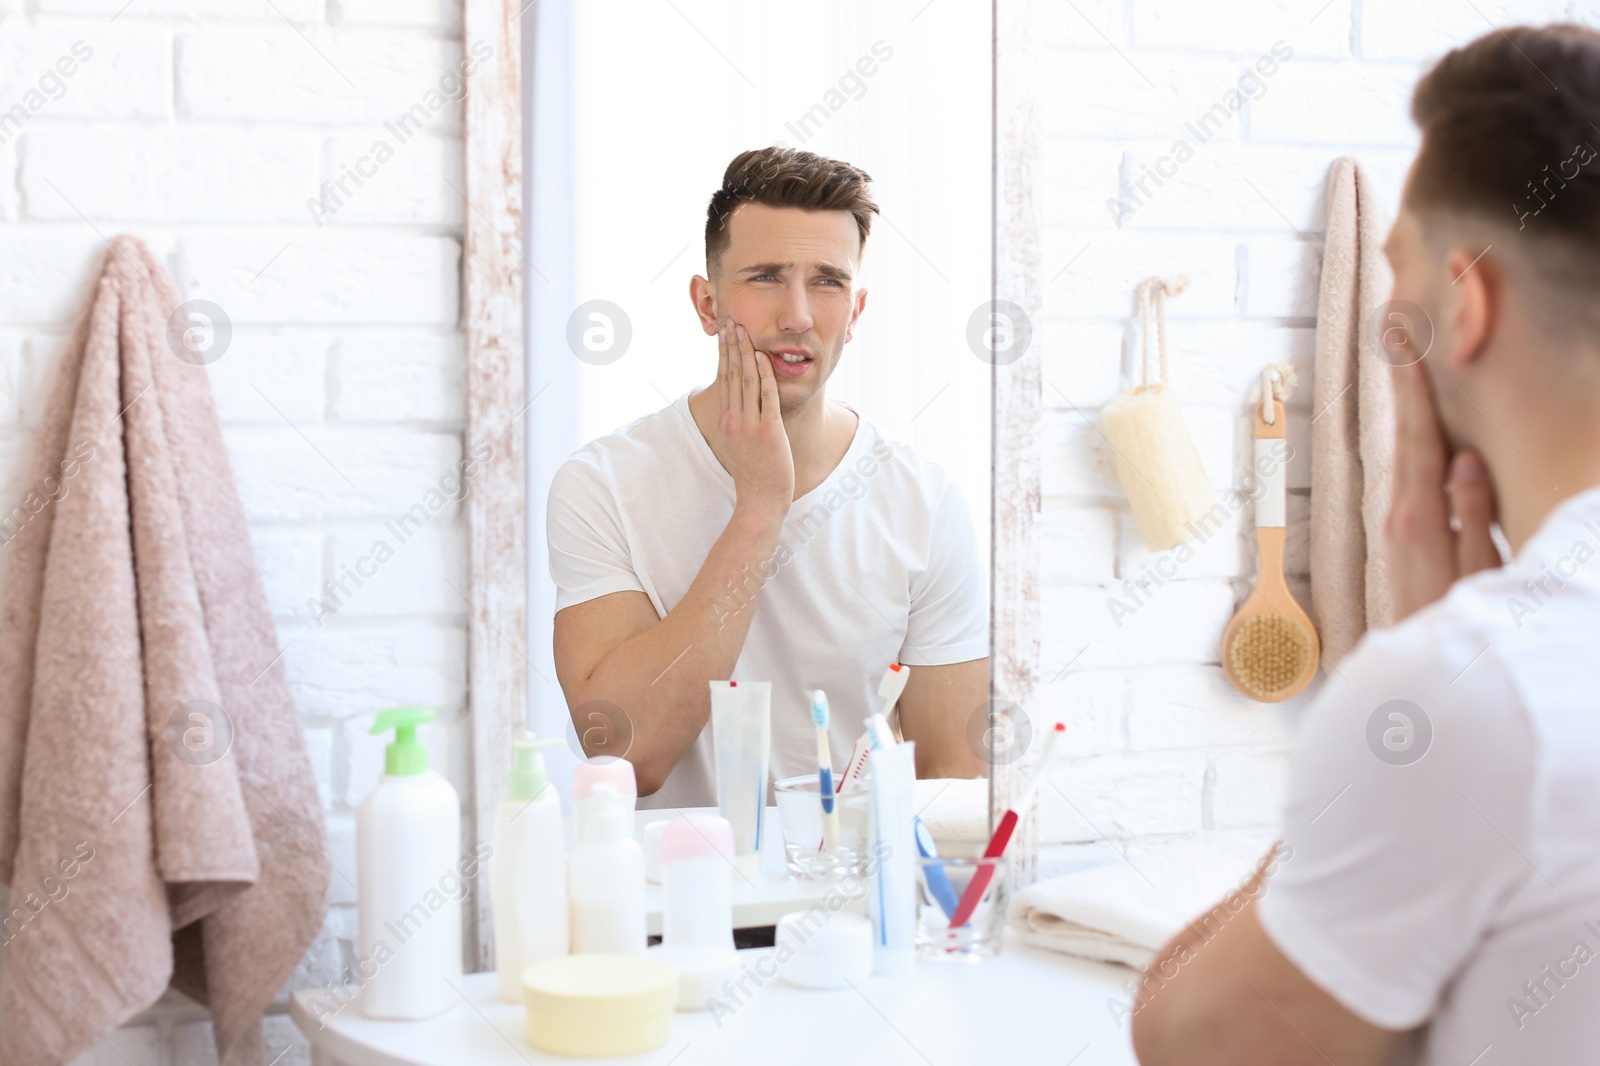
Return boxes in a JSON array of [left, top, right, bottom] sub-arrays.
[[1408, 23, 1600, 340]]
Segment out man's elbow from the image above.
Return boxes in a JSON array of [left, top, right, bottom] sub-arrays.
[[1131, 990, 1232, 1066], [1129, 976, 1191, 1066], [632, 758, 668, 798], [1130, 1001, 1173, 1066], [570, 735, 669, 797]]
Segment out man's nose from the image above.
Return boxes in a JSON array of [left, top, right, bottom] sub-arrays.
[[775, 281, 815, 335]]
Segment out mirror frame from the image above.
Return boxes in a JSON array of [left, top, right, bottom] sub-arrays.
[[990, 0, 1042, 884], [462, 0, 526, 969]]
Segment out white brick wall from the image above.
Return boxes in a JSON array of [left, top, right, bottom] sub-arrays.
[[1, 0, 1587, 1058], [1030, 0, 1589, 879], [0, 3, 469, 1063]]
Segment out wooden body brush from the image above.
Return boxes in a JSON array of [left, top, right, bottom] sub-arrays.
[[1222, 393, 1320, 702]]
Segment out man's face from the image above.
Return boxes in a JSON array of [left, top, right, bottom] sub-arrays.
[[1383, 188, 1473, 451], [701, 201, 867, 414]]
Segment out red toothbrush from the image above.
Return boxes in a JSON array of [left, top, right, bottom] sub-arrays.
[[947, 723, 1066, 928]]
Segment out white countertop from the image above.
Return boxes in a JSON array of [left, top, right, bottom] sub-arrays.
[[291, 937, 1140, 1066]]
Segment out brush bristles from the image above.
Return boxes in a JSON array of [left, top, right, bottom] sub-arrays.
[[1228, 614, 1313, 700]]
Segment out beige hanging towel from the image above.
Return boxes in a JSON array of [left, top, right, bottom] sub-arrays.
[[1310, 157, 1396, 669], [0, 236, 329, 1065]]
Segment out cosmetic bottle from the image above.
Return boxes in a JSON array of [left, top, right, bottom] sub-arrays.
[[357, 707, 462, 1019], [568, 781, 646, 955], [491, 732, 569, 1001]]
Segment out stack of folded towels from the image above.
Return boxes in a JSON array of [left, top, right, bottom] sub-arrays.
[[1007, 832, 1277, 969]]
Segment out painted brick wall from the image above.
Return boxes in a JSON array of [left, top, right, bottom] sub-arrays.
[[0, 1, 468, 1062], [1030, 0, 1590, 878]]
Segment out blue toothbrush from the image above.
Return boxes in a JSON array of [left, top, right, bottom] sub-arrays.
[[915, 817, 960, 920], [811, 690, 839, 852]]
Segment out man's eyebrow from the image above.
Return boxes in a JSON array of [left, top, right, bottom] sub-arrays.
[[737, 261, 854, 282]]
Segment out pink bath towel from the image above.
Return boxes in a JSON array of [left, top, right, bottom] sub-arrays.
[[0, 236, 329, 1064], [1310, 157, 1395, 669]]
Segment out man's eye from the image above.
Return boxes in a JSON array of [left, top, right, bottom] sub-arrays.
[[819, 278, 843, 287], [752, 274, 777, 282]]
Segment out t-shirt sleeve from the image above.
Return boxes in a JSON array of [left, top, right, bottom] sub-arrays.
[[1256, 621, 1537, 1030], [546, 453, 648, 615], [900, 477, 989, 666]]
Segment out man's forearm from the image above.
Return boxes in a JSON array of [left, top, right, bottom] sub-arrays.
[[573, 504, 785, 793]]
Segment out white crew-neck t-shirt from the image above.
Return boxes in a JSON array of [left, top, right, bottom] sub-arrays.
[[1258, 484, 1600, 1064], [546, 389, 989, 810]]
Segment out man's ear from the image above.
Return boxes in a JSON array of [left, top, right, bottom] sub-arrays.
[[690, 274, 718, 335], [1443, 245, 1499, 371], [845, 286, 868, 343]]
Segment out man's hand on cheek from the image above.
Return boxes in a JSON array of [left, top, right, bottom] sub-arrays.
[[1386, 359, 1501, 622], [709, 317, 795, 520]]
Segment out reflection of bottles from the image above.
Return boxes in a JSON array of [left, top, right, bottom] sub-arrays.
[[568, 781, 646, 955], [357, 707, 461, 1019]]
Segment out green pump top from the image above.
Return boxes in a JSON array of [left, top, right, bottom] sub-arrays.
[[508, 732, 564, 801], [371, 706, 435, 776]]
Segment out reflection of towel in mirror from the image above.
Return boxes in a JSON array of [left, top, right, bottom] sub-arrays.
[[912, 778, 989, 842], [1311, 157, 1396, 669], [0, 235, 330, 1065], [1007, 834, 1275, 969]]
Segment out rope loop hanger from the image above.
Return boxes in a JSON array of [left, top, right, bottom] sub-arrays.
[[1257, 363, 1297, 425], [1135, 275, 1190, 389]]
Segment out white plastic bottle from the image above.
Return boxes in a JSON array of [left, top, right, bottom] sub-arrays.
[[648, 814, 740, 1010], [491, 732, 569, 1001], [568, 781, 646, 955], [357, 707, 462, 1019]]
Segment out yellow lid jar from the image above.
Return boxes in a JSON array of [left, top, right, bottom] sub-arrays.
[[521, 953, 679, 1057]]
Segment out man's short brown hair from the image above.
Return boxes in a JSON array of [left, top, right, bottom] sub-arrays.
[[1409, 24, 1600, 261], [704, 147, 879, 278]]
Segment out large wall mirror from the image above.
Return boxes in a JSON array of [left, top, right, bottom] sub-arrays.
[[521, 0, 999, 801], [452, 0, 1005, 960]]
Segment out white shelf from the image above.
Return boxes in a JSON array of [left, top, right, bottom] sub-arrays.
[[292, 937, 1139, 1066]]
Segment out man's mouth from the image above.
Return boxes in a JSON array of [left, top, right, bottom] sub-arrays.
[[769, 348, 814, 377]]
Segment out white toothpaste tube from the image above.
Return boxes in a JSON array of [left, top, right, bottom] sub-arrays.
[[710, 680, 771, 879], [866, 739, 917, 976]]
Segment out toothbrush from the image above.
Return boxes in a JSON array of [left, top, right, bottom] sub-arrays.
[[947, 722, 1067, 929], [811, 690, 839, 853], [838, 665, 912, 795], [877, 662, 910, 724], [915, 818, 961, 920]]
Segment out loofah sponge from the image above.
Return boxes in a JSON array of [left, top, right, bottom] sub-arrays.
[[1103, 276, 1214, 552]]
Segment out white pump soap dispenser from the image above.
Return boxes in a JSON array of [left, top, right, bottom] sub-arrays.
[[357, 706, 461, 1020]]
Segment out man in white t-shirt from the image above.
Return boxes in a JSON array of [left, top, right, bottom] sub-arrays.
[[1132, 23, 1600, 1065], [547, 148, 989, 808]]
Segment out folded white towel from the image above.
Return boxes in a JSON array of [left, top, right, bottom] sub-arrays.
[[1008, 834, 1274, 969]]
